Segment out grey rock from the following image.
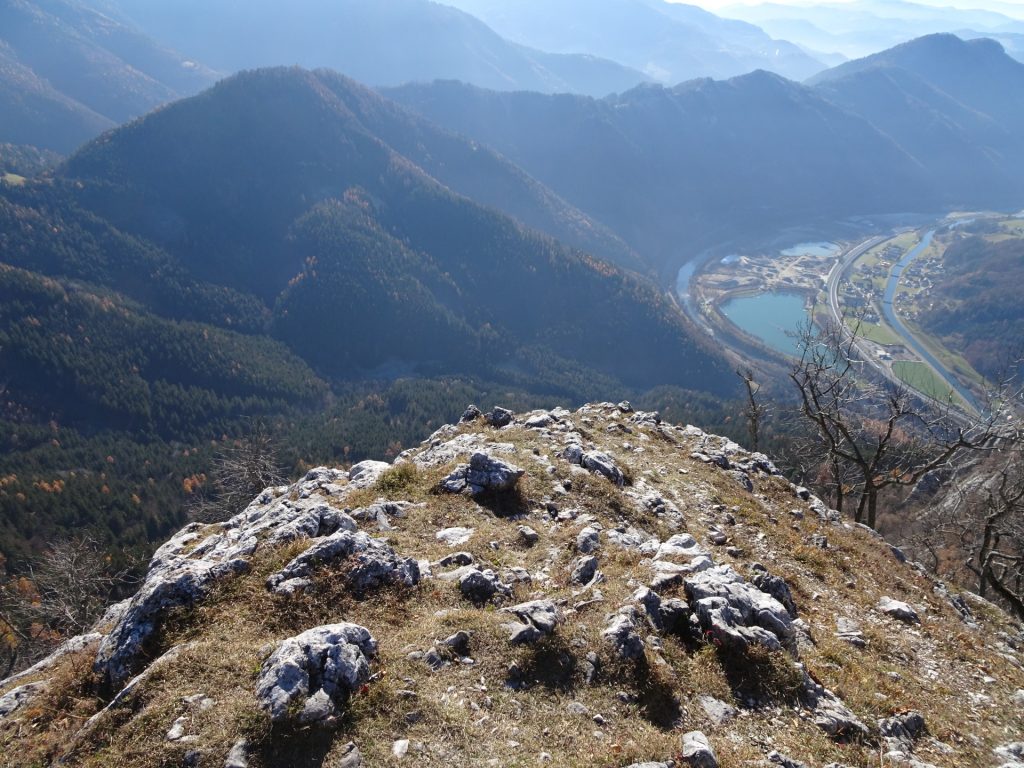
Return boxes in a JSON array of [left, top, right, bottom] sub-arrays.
[[606, 525, 657, 553], [632, 586, 688, 635], [0, 681, 48, 719], [266, 530, 419, 596], [166, 715, 188, 741], [698, 694, 737, 726], [440, 452, 525, 495], [566, 701, 589, 716], [882, 753, 938, 768], [525, 412, 556, 429], [728, 470, 754, 492], [347, 460, 391, 489], [442, 631, 471, 657], [255, 623, 376, 725], [708, 530, 729, 546], [517, 526, 540, 546], [836, 617, 866, 648], [337, 742, 364, 768], [749, 563, 798, 618], [624, 764, 671, 768], [95, 486, 356, 691], [794, 486, 811, 501], [655, 534, 706, 562], [603, 607, 645, 660], [460, 404, 482, 422], [767, 752, 807, 768], [438, 551, 474, 567], [581, 451, 626, 486], [436, 527, 474, 546], [634, 586, 665, 631], [571, 556, 599, 585], [484, 407, 514, 428], [503, 566, 532, 584], [879, 710, 926, 741], [1012, 689, 1024, 707], [995, 743, 1024, 768], [681, 730, 718, 768], [809, 534, 829, 549], [224, 738, 250, 768], [459, 568, 509, 604], [502, 600, 562, 645], [799, 666, 868, 739], [685, 565, 795, 652], [576, 526, 601, 554], [878, 597, 920, 624], [562, 443, 585, 465]]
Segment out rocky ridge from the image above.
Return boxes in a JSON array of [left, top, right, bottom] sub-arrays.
[[1, 403, 1022, 767]]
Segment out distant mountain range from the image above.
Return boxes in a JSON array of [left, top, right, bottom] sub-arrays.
[[388, 33, 1024, 276], [100, 0, 650, 98], [725, 0, 1024, 60], [439, 0, 828, 82], [0, 0, 217, 152]]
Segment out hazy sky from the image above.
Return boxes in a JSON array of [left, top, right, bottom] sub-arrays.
[[679, 0, 1024, 17]]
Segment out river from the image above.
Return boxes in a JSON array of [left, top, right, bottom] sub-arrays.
[[881, 230, 983, 412]]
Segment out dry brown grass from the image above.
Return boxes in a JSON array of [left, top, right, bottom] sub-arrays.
[[3, 406, 1022, 767]]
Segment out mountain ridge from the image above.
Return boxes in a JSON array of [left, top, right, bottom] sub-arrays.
[[1, 402, 1021, 766]]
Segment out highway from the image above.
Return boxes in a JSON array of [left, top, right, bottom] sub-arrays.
[[825, 233, 983, 420]]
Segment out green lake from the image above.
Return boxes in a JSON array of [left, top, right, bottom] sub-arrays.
[[720, 292, 807, 356]]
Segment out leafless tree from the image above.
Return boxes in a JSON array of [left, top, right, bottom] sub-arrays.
[[736, 367, 767, 452], [189, 419, 286, 523], [789, 316, 1013, 529], [923, 446, 1024, 620], [1, 537, 133, 678]]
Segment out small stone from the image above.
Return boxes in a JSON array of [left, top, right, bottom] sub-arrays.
[[224, 738, 250, 768], [166, 716, 188, 741], [878, 597, 920, 624], [461, 405, 482, 422], [681, 730, 718, 768], [337, 742, 364, 768], [460, 569, 505, 604], [566, 701, 589, 716], [485, 407, 514, 428], [603, 608, 645, 660], [570, 555, 599, 585], [423, 647, 447, 670], [836, 617, 866, 648], [767, 751, 807, 768], [576, 526, 601, 554], [392, 739, 410, 758], [438, 551, 475, 567], [518, 526, 540, 546], [698, 695, 737, 726], [442, 631, 471, 657], [437, 527, 475, 546]]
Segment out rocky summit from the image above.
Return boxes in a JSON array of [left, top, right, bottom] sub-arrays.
[[1, 403, 1022, 767]]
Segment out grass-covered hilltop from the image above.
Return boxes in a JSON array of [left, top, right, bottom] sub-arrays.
[[2, 403, 1021, 767]]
